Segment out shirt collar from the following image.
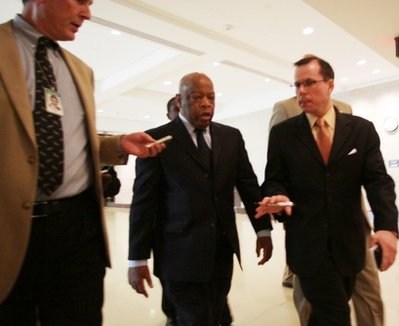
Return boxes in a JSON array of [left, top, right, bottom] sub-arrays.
[[306, 105, 336, 129], [178, 113, 210, 135], [13, 14, 42, 47]]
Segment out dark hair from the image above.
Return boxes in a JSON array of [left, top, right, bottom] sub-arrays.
[[294, 56, 335, 81], [22, 0, 28, 4], [167, 97, 176, 113]]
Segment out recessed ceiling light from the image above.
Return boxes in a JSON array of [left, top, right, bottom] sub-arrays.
[[163, 80, 172, 86], [372, 69, 381, 74], [144, 115, 151, 119], [97, 109, 104, 113], [216, 92, 223, 97], [213, 61, 220, 66], [110, 29, 121, 36], [302, 27, 314, 35], [264, 78, 271, 82], [224, 24, 234, 31], [356, 60, 367, 66], [341, 77, 348, 82]]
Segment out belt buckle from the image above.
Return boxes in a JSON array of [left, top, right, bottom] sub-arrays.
[[32, 201, 49, 218]]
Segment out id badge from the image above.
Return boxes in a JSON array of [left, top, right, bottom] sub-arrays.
[[44, 88, 64, 116]]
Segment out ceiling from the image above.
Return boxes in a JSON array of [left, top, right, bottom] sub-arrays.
[[2, 0, 399, 130]]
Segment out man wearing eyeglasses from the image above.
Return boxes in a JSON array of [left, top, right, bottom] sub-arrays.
[[256, 56, 397, 325], [270, 94, 387, 326]]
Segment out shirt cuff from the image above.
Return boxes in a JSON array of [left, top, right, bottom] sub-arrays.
[[257, 229, 271, 238], [128, 260, 148, 268]]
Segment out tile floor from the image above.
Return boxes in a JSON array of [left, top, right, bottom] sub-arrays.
[[102, 207, 399, 326]]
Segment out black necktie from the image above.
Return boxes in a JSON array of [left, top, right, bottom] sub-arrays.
[[195, 128, 212, 170], [34, 37, 64, 195]]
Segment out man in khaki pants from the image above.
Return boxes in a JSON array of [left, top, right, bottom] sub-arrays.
[[269, 96, 384, 326]]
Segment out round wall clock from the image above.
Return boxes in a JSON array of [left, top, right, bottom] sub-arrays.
[[383, 117, 398, 133]]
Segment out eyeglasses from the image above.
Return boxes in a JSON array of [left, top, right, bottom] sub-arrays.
[[290, 79, 325, 89]]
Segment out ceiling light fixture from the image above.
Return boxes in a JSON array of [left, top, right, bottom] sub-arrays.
[[372, 69, 381, 74], [110, 29, 121, 36], [356, 59, 367, 66], [302, 27, 314, 35], [224, 24, 234, 31]]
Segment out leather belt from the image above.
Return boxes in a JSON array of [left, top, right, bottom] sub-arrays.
[[32, 188, 93, 218]]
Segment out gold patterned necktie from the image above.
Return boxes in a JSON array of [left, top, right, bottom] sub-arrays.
[[34, 37, 64, 195], [315, 117, 331, 164]]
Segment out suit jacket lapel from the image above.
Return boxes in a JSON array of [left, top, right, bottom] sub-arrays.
[[0, 21, 35, 145], [329, 109, 352, 164], [209, 123, 222, 170], [295, 113, 324, 164], [172, 118, 209, 170], [295, 110, 352, 166]]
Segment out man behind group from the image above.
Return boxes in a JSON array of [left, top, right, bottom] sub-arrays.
[[166, 96, 180, 121], [0, 1, 164, 324], [256, 56, 397, 325], [128, 72, 280, 325]]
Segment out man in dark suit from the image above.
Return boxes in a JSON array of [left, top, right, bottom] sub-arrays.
[[270, 96, 386, 326], [256, 56, 398, 325], [162, 96, 234, 326], [128, 72, 279, 325]]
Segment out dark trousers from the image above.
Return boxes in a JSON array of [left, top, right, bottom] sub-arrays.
[[161, 285, 233, 325], [161, 279, 177, 323], [162, 236, 233, 326], [299, 257, 356, 326], [0, 194, 106, 326], [220, 299, 233, 326]]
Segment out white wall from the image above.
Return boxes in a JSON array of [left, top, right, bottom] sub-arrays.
[[219, 110, 272, 184], [109, 79, 399, 206]]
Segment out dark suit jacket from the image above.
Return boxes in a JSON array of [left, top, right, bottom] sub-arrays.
[[262, 109, 397, 277], [129, 117, 271, 282]]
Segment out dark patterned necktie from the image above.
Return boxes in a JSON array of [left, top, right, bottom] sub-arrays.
[[34, 37, 64, 195], [315, 117, 331, 164], [195, 128, 212, 170]]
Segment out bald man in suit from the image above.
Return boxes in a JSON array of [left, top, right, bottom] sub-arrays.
[[128, 72, 279, 325], [270, 96, 385, 326]]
